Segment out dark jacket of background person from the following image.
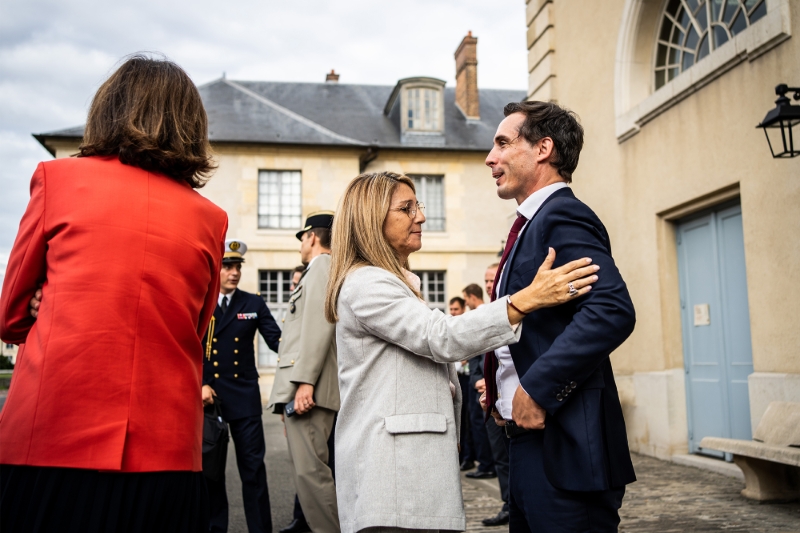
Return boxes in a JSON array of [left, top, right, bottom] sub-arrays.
[[0, 155, 228, 472], [496, 187, 636, 491], [203, 289, 281, 421]]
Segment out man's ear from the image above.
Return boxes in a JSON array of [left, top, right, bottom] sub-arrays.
[[537, 137, 555, 163]]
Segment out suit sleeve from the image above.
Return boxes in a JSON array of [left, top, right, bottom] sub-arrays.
[[257, 298, 281, 352], [0, 163, 48, 344], [290, 261, 337, 386], [519, 199, 636, 416], [469, 354, 485, 389]]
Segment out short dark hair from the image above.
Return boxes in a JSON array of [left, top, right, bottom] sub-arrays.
[[462, 283, 483, 300], [308, 227, 332, 249], [79, 54, 215, 188], [449, 296, 465, 308], [293, 265, 306, 274], [503, 101, 584, 182]]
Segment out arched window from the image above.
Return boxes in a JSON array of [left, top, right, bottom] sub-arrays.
[[654, 0, 767, 89]]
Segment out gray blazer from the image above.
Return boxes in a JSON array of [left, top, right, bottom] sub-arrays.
[[268, 254, 339, 412], [334, 266, 521, 533]]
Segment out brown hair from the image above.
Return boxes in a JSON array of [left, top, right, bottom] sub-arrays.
[[449, 296, 466, 307], [308, 227, 332, 249], [324, 172, 419, 323], [79, 54, 216, 188], [503, 101, 583, 183], [462, 283, 483, 300]]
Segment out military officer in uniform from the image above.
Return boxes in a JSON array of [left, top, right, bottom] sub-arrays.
[[269, 212, 340, 533], [203, 239, 282, 533]]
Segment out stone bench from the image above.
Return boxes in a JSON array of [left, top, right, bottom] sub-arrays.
[[700, 401, 800, 501]]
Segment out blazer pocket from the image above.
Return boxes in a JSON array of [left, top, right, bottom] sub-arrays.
[[384, 413, 447, 434]]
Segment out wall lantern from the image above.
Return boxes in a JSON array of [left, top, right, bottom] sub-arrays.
[[757, 84, 800, 158]]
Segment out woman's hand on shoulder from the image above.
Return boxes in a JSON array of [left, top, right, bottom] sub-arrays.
[[512, 248, 598, 314]]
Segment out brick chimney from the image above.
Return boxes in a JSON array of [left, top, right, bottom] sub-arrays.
[[454, 31, 479, 120], [325, 69, 340, 83]]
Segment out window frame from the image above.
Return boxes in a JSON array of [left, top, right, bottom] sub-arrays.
[[415, 270, 447, 311], [400, 82, 445, 134], [256, 269, 294, 367], [409, 174, 446, 232], [257, 169, 303, 230]]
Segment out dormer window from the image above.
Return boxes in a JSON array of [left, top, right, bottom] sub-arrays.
[[384, 77, 446, 146], [407, 88, 441, 131]]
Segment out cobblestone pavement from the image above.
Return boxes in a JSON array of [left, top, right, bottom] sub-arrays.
[[461, 452, 800, 532], [619, 453, 800, 532]]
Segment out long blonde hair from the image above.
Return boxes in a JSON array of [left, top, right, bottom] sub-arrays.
[[324, 171, 421, 323]]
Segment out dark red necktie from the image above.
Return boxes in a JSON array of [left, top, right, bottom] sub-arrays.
[[484, 214, 527, 419]]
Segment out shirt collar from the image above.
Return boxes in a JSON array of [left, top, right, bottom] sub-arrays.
[[516, 182, 569, 220], [218, 289, 235, 306]]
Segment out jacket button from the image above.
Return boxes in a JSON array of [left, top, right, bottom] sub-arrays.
[[214, 373, 219, 378], [213, 349, 218, 355], [281, 318, 285, 323], [234, 361, 238, 366], [234, 337, 239, 342], [213, 361, 219, 367], [291, 360, 295, 365], [570, 381, 577, 389], [276, 358, 280, 363], [212, 338, 217, 343], [234, 349, 238, 354], [234, 374, 238, 378], [279, 337, 282, 342], [556, 394, 563, 401]]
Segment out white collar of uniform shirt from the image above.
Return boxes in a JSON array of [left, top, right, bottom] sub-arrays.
[[218, 290, 236, 307]]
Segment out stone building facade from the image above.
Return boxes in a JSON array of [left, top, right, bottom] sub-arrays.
[[524, 0, 799, 460]]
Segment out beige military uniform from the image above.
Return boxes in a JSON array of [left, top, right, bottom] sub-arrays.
[[268, 253, 339, 533]]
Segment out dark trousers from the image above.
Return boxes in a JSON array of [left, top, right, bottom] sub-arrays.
[[485, 419, 510, 510], [207, 415, 272, 533], [508, 431, 625, 533], [458, 373, 475, 463], [467, 385, 495, 472]]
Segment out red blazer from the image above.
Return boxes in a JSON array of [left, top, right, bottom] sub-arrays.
[[0, 156, 227, 472]]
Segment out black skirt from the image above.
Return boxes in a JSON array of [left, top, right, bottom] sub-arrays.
[[0, 464, 208, 533]]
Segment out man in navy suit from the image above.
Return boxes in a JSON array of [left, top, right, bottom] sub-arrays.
[[483, 101, 636, 532], [202, 239, 282, 533]]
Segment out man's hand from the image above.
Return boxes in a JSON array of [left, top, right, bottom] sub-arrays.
[[294, 383, 316, 415], [475, 378, 486, 394], [29, 286, 43, 318], [479, 392, 507, 426], [202, 384, 216, 406], [511, 385, 546, 430]]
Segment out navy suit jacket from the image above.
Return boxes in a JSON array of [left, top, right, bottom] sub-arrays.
[[499, 187, 636, 491], [202, 289, 281, 421]]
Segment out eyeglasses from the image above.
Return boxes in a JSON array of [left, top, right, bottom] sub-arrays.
[[396, 202, 425, 219]]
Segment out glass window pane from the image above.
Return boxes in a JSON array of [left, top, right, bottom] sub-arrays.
[[712, 24, 729, 47], [258, 170, 302, 229], [730, 9, 746, 33], [748, 0, 766, 22]]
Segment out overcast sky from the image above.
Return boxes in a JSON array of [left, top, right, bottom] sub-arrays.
[[0, 0, 528, 282]]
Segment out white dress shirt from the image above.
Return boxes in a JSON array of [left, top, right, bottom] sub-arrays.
[[495, 182, 569, 420], [218, 290, 235, 308]]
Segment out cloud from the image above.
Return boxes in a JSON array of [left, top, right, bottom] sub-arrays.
[[0, 0, 527, 258]]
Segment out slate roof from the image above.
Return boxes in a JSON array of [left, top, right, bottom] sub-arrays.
[[34, 78, 525, 155]]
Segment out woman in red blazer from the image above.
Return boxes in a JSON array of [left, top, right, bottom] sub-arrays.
[[0, 56, 228, 533]]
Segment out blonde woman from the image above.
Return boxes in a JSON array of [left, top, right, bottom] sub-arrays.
[[324, 172, 598, 533]]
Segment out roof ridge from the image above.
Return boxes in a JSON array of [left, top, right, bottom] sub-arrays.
[[224, 79, 367, 146]]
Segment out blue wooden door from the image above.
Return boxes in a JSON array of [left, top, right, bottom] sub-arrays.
[[677, 203, 753, 457]]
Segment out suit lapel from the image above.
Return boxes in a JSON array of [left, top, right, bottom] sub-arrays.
[[215, 290, 244, 335], [499, 187, 574, 297]]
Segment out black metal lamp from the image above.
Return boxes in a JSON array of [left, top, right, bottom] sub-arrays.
[[757, 84, 800, 158]]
